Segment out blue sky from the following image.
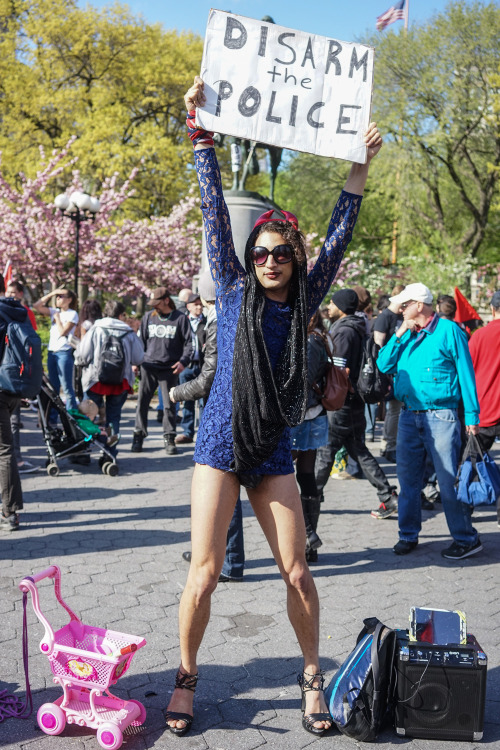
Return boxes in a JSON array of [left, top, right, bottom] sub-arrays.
[[77, 0, 454, 41]]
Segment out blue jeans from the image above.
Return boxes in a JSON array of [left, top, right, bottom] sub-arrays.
[[221, 496, 245, 579], [396, 408, 477, 546], [179, 365, 200, 437], [87, 391, 128, 456], [47, 349, 78, 421]]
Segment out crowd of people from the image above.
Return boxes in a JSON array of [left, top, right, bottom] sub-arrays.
[[0, 74, 498, 741]]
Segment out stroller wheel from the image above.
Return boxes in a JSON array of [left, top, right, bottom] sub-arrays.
[[47, 463, 59, 477], [37, 703, 66, 735], [97, 722, 123, 750], [106, 463, 119, 477]]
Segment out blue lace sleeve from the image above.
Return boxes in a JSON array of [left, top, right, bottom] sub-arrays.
[[194, 148, 245, 294], [307, 190, 362, 317]]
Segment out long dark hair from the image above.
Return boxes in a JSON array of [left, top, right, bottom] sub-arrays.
[[231, 220, 309, 474]]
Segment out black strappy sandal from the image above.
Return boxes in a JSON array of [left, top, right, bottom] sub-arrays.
[[297, 670, 332, 736], [165, 668, 199, 736]]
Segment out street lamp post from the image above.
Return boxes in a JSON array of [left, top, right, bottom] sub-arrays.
[[54, 191, 101, 295]]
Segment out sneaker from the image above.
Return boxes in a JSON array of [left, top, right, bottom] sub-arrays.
[[17, 461, 39, 474], [0, 512, 19, 532], [218, 573, 243, 583], [156, 409, 164, 424], [182, 551, 192, 563], [131, 432, 143, 452], [164, 435, 178, 455], [393, 539, 418, 555], [371, 492, 398, 519], [383, 450, 397, 463], [441, 538, 482, 560]]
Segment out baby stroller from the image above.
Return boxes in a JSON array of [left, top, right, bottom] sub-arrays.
[[37, 375, 119, 477], [19, 566, 146, 750]]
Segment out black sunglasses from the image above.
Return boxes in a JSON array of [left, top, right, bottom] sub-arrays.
[[250, 244, 294, 266]]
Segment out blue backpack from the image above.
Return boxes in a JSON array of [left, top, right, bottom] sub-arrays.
[[325, 617, 397, 741], [0, 314, 43, 399]]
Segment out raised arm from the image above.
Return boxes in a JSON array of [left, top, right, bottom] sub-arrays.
[[185, 77, 244, 292], [307, 123, 383, 315]]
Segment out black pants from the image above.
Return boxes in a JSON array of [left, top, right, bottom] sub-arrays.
[[477, 423, 500, 523], [134, 365, 178, 437], [0, 392, 23, 517], [315, 399, 394, 502]]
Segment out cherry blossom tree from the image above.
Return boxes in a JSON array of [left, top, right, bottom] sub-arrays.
[[0, 138, 202, 298]]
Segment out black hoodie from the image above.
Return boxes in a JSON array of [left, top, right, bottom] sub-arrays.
[[329, 314, 366, 385]]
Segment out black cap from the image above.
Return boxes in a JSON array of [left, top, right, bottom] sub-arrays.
[[331, 288, 359, 315]]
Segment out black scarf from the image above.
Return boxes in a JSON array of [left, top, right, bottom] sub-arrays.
[[231, 252, 308, 475]]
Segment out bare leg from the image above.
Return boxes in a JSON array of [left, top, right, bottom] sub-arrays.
[[166, 464, 239, 730], [247, 474, 331, 730]]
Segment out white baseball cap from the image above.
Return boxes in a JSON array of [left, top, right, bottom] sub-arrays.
[[390, 282, 433, 306]]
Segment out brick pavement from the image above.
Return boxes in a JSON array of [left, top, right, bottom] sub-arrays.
[[1, 402, 499, 749]]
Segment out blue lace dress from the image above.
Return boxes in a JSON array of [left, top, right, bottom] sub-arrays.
[[193, 147, 361, 476]]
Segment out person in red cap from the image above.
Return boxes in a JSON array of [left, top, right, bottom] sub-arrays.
[[165, 76, 382, 738]]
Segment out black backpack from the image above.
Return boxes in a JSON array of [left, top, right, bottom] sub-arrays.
[[97, 329, 128, 385], [357, 335, 392, 404], [0, 314, 43, 398], [325, 617, 397, 742]]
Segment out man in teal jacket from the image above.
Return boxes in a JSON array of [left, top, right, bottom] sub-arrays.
[[377, 283, 481, 560]]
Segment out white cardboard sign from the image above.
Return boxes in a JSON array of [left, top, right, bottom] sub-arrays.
[[197, 10, 374, 163]]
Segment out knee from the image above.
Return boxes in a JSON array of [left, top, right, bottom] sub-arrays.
[[186, 564, 220, 604], [283, 561, 313, 596]]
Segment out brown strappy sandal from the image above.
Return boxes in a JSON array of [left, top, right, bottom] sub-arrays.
[[165, 668, 199, 736], [297, 670, 332, 736]]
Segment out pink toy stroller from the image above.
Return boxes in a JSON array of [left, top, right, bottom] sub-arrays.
[[19, 566, 146, 750]]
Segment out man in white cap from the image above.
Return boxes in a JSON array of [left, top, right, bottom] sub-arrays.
[[377, 282, 482, 560]]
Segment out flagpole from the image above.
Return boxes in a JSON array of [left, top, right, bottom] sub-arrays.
[[391, 0, 408, 267]]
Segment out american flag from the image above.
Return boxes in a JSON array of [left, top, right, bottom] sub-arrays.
[[376, 0, 405, 31]]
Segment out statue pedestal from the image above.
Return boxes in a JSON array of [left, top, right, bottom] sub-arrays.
[[201, 190, 276, 271]]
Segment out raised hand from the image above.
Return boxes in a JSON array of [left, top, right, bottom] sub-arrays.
[[365, 122, 383, 161], [184, 76, 206, 112]]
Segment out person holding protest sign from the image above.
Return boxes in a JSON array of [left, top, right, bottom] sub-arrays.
[[165, 75, 382, 738]]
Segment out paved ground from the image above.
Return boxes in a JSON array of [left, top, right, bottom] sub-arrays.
[[1, 402, 499, 749]]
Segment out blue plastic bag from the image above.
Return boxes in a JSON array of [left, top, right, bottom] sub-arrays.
[[456, 435, 500, 507]]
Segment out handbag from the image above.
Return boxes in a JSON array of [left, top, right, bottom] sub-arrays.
[[456, 434, 500, 507], [311, 334, 352, 412]]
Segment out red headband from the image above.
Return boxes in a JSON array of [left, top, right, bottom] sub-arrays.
[[253, 208, 299, 231]]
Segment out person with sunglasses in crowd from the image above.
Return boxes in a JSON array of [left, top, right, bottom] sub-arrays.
[[164, 76, 382, 739], [33, 288, 79, 421]]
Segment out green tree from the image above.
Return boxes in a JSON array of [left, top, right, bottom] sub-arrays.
[[369, 1, 500, 263], [0, 0, 203, 217]]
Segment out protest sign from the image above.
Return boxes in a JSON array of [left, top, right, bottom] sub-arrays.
[[197, 10, 374, 163]]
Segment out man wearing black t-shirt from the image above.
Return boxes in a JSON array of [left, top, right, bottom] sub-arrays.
[[373, 286, 404, 462]]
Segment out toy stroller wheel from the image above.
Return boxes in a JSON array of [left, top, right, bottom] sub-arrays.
[[106, 463, 119, 476], [47, 463, 59, 477], [37, 703, 66, 735], [101, 461, 111, 474], [128, 699, 146, 726], [97, 723, 123, 750]]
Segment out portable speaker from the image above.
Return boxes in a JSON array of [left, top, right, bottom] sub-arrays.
[[394, 631, 487, 741]]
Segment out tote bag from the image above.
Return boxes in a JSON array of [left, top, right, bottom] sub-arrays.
[[456, 434, 500, 507]]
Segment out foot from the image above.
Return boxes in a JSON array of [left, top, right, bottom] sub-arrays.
[[165, 669, 198, 736], [383, 449, 397, 463], [371, 492, 398, 519], [175, 434, 194, 444], [164, 435, 178, 455], [218, 573, 243, 582], [303, 686, 332, 732], [165, 687, 194, 733], [421, 492, 435, 511], [393, 539, 418, 555], [131, 432, 143, 452], [0, 512, 20, 532], [298, 670, 332, 735], [441, 537, 482, 560], [182, 551, 192, 563]]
